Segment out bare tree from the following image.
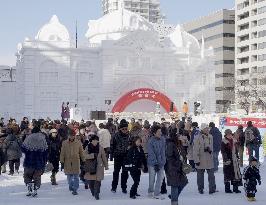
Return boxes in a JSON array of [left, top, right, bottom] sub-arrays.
[[235, 79, 266, 115]]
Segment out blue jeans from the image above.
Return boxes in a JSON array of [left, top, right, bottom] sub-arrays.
[[247, 144, 260, 161], [171, 185, 185, 202], [148, 166, 165, 196], [213, 152, 219, 171], [67, 174, 79, 192]]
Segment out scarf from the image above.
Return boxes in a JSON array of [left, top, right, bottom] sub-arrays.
[[87, 143, 99, 154]]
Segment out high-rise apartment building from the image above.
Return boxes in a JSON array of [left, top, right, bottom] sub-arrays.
[[235, 0, 266, 112], [102, 0, 161, 23], [183, 9, 235, 113]]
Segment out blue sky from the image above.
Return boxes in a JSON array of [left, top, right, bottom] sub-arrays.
[[0, 0, 234, 66]]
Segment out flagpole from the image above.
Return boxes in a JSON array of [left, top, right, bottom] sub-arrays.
[[75, 20, 78, 49]]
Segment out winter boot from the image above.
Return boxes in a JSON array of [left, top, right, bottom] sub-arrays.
[[32, 185, 39, 197], [26, 183, 33, 196], [51, 173, 58, 185], [225, 182, 233, 193], [171, 201, 178, 205], [233, 185, 241, 193], [95, 193, 100, 200]]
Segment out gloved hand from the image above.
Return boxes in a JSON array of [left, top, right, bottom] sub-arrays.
[[154, 164, 160, 172], [143, 166, 148, 173], [258, 180, 261, 185], [195, 162, 200, 167]]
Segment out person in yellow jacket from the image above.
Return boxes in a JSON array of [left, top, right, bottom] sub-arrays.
[[128, 118, 135, 132]]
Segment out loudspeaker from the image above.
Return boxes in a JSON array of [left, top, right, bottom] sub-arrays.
[[98, 111, 106, 120], [90, 111, 106, 120]]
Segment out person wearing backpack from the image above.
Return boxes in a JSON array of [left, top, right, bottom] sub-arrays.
[[234, 125, 245, 167], [244, 121, 262, 161], [4, 127, 22, 175]]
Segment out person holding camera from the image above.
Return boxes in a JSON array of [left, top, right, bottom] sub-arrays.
[[193, 123, 216, 194]]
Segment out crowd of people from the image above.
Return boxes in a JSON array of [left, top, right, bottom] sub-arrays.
[[0, 116, 262, 204]]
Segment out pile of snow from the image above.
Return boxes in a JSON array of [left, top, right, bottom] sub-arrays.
[[0, 161, 265, 205]]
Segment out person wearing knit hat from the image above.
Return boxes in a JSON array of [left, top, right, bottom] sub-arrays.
[[193, 122, 216, 194], [243, 156, 261, 201], [111, 119, 129, 194], [48, 128, 60, 186], [119, 119, 129, 130]]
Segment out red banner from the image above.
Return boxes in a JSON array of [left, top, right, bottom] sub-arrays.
[[225, 117, 266, 128], [112, 88, 177, 113]]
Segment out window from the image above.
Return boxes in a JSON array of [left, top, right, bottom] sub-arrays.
[[238, 57, 249, 64], [258, 66, 266, 72], [238, 23, 249, 31], [258, 18, 266, 26], [215, 73, 234, 78], [215, 60, 234, 65], [258, 78, 266, 85], [258, 30, 266, 38], [214, 47, 235, 52], [258, 54, 266, 61], [215, 87, 234, 91], [258, 6, 266, 14], [259, 42, 266, 49], [188, 20, 235, 34], [198, 33, 235, 43], [216, 100, 231, 105], [239, 34, 249, 42], [238, 12, 249, 20], [239, 46, 249, 53]]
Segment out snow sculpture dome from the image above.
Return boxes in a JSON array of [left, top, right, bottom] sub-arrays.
[[169, 25, 200, 51], [35, 15, 70, 42], [86, 8, 155, 43]]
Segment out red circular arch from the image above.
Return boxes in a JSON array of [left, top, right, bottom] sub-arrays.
[[112, 88, 177, 113]]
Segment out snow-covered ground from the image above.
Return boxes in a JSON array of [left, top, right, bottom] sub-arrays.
[[0, 160, 265, 205]]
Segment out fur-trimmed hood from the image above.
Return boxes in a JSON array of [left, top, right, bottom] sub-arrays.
[[22, 132, 48, 152]]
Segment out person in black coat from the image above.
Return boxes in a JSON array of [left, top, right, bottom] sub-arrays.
[[234, 125, 245, 167], [125, 136, 148, 199], [110, 119, 130, 193], [221, 129, 242, 194], [48, 129, 61, 185], [20, 117, 29, 132], [0, 135, 7, 175], [243, 157, 261, 201], [165, 130, 188, 205], [209, 122, 222, 172]]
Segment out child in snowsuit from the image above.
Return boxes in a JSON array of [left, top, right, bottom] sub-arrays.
[[243, 157, 261, 201], [125, 136, 148, 199]]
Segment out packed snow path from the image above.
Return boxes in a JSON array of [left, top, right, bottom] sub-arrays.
[[0, 161, 265, 205]]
